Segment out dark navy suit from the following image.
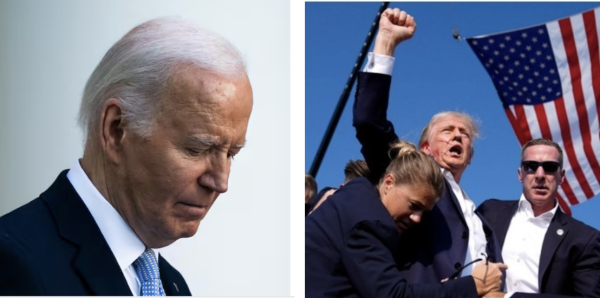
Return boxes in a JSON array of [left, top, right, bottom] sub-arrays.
[[352, 72, 503, 283], [305, 177, 478, 298], [478, 199, 600, 298], [0, 170, 191, 296]]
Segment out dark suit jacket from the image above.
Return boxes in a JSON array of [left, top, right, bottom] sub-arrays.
[[305, 177, 478, 298], [352, 72, 503, 283], [0, 170, 191, 296], [308, 186, 336, 213], [478, 199, 600, 298]]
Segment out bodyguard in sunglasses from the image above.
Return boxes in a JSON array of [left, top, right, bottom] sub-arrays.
[[478, 138, 600, 298]]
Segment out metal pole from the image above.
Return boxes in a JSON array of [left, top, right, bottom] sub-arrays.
[[309, 2, 390, 178]]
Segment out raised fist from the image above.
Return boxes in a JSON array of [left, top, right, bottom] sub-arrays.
[[374, 8, 416, 55]]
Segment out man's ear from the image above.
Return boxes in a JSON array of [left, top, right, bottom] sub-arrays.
[[100, 98, 126, 164], [420, 141, 431, 154], [559, 168, 566, 185], [518, 167, 523, 183]]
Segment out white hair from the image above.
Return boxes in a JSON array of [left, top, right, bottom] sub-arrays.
[[78, 17, 247, 141]]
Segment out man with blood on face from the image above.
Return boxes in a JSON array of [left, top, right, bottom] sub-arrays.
[[353, 7, 504, 284]]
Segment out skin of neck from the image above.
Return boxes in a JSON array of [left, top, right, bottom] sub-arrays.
[[80, 141, 152, 246]]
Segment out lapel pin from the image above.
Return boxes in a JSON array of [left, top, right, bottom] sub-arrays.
[[557, 229, 564, 236], [174, 282, 179, 292]]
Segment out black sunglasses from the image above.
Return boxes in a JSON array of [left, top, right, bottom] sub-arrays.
[[521, 161, 562, 174]]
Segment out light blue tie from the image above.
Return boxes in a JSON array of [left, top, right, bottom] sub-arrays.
[[133, 248, 166, 296]]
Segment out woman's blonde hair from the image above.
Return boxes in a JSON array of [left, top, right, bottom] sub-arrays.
[[384, 141, 444, 198]]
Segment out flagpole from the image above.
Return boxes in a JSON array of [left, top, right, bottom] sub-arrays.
[[309, 2, 389, 178]]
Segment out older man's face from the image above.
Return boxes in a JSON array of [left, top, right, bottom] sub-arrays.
[[116, 68, 253, 248], [421, 115, 473, 173]]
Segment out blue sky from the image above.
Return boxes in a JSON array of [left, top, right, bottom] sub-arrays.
[[305, 2, 600, 230]]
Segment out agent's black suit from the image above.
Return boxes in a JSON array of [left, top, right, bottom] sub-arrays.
[[353, 72, 503, 283], [478, 199, 600, 298], [305, 177, 478, 298], [0, 170, 191, 296]]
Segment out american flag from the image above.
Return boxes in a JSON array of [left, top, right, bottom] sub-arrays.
[[467, 7, 600, 214]]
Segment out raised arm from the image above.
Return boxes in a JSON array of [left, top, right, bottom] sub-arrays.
[[353, 8, 417, 184]]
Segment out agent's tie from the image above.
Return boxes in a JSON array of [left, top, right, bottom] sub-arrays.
[[133, 248, 166, 296]]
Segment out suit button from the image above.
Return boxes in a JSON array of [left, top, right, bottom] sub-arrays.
[[454, 262, 461, 270], [462, 231, 468, 239]]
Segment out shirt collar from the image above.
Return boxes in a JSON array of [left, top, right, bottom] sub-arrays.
[[441, 168, 455, 183], [66, 159, 159, 269], [517, 194, 558, 221]]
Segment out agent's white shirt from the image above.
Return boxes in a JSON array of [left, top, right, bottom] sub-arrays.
[[503, 194, 557, 297], [67, 159, 160, 296], [363, 53, 488, 276]]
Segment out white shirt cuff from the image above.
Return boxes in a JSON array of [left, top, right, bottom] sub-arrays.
[[504, 292, 514, 298], [362, 52, 395, 75]]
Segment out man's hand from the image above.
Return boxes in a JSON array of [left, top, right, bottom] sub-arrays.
[[373, 8, 416, 56], [483, 291, 507, 298], [471, 262, 508, 296]]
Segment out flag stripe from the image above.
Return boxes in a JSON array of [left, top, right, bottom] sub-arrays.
[[515, 105, 532, 144], [553, 96, 594, 199], [534, 104, 552, 139], [584, 10, 600, 126], [505, 107, 528, 145], [560, 17, 600, 195], [550, 19, 595, 202]]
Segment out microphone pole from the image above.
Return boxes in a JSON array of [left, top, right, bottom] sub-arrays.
[[309, 2, 390, 178]]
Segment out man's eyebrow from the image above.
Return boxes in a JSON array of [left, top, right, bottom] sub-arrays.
[[187, 136, 246, 149]]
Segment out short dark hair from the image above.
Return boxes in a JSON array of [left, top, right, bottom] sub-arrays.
[[343, 160, 370, 183], [521, 138, 563, 166]]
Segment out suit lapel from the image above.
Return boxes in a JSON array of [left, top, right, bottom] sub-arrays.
[[442, 179, 468, 226], [159, 255, 191, 296], [539, 208, 568, 289], [494, 201, 519, 249], [42, 170, 132, 296]]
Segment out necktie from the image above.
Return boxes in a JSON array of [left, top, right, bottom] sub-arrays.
[[133, 248, 166, 296]]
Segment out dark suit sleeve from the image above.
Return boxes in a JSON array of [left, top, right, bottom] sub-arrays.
[[342, 221, 478, 298], [571, 229, 600, 298], [0, 236, 45, 295], [353, 72, 399, 185]]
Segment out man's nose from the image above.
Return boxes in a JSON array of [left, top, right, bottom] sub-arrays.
[[199, 154, 230, 193], [534, 165, 546, 179], [452, 128, 462, 139], [410, 212, 422, 224]]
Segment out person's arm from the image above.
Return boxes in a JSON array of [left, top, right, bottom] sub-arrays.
[[353, 8, 416, 184], [571, 229, 600, 298], [342, 220, 479, 298]]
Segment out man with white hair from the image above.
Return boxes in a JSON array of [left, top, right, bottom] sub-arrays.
[[0, 17, 253, 296]]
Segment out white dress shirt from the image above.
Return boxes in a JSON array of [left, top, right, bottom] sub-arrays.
[[442, 169, 488, 277], [67, 159, 160, 296], [363, 53, 489, 276], [503, 195, 558, 297]]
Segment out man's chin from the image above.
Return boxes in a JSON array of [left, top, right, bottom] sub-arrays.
[[179, 220, 202, 237]]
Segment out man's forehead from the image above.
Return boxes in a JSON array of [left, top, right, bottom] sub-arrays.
[[524, 144, 559, 158]]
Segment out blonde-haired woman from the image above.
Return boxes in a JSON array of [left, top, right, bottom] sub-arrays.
[[305, 141, 507, 298]]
